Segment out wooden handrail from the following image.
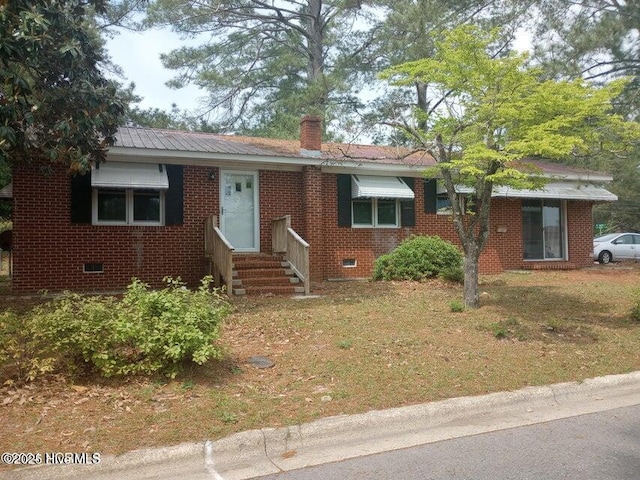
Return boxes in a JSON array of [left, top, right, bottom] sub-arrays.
[[287, 227, 310, 295], [204, 215, 234, 295], [271, 215, 310, 295]]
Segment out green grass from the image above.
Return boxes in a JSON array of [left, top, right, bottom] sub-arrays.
[[0, 267, 639, 460]]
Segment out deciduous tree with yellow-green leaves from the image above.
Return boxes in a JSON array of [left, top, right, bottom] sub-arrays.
[[381, 25, 639, 309]]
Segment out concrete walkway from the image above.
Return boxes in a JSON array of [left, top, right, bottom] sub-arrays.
[[6, 371, 640, 480]]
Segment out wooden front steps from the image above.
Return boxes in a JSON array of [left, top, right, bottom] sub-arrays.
[[232, 254, 305, 295]]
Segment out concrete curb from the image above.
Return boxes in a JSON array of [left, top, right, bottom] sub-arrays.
[[6, 371, 640, 480], [211, 371, 640, 478]]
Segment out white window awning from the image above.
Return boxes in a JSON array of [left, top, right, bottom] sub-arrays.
[[0, 182, 12, 199], [493, 182, 617, 202], [92, 162, 169, 190], [351, 175, 415, 199]]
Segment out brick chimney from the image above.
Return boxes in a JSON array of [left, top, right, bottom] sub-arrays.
[[300, 115, 322, 156]]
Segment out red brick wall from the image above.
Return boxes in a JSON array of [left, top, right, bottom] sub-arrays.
[[12, 166, 596, 293], [566, 200, 595, 266], [12, 165, 219, 293], [12, 165, 310, 293], [302, 166, 327, 281], [259, 170, 304, 252], [313, 174, 595, 280], [478, 198, 523, 274]]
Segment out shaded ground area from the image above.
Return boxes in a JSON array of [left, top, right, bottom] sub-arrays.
[[1, 266, 639, 469]]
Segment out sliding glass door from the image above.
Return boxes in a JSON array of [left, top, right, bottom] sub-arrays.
[[522, 199, 565, 260]]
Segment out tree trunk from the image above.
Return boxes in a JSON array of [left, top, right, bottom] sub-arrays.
[[306, 0, 324, 82], [416, 81, 428, 130], [463, 245, 480, 309], [305, 0, 328, 113]]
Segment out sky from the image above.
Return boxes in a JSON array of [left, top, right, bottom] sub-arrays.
[[106, 28, 206, 113], [106, 26, 533, 127]]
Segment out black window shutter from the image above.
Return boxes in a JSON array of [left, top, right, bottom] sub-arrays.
[[424, 179, 437, 214], [400, 177, 415, 227], [165, 165, 184, 225], [337, 174, 352, 227], [70, 172, 92, 224]]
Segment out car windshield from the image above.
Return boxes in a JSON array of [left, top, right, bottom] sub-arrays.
[[594, 234, 618, 242]]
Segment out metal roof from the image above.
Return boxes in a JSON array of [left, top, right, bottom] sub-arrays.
[[116, 127, 282, 157], [113, 127, 436, 168], [112, 127, 614, 181]]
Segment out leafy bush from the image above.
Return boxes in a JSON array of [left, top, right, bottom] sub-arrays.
[[372, 235, 463, 282], [489, 322, 508, 339], [449, 300, 465, 312], [440, 266, 465, 283], [0, 311, 55, 383], [0, 276, 230, 381]]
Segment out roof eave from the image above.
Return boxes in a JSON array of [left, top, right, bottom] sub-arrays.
[[107, 146, 431, 175], [108, 146, 321, 166], [107, 146, 614, 181], [544, 172, 614, 182]]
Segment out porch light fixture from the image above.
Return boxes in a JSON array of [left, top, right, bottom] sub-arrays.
[[208, 171, 216, 180]]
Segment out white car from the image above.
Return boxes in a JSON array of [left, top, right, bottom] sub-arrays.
[[593, 233, 640, 264]]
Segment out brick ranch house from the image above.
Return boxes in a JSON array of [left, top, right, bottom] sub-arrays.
[[11, 116, 616, 294]]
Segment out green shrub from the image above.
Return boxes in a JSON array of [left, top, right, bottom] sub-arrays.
[[489, 322, 508, 339], [372, 235, 463, 282], [449, 300, 465, 312], [440, 266, 465, 283], [27, 276, 230, 379], [0, 311, 55, 383]]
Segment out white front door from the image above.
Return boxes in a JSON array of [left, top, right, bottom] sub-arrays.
[[220, 171, 259, 252]]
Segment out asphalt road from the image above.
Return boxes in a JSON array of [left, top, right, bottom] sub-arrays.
[[254, 404, 640, 480]]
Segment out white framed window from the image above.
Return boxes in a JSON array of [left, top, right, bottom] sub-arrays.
[[90, 162, 168, 226], [349, 175, 412, 228], [351, 198, 400, 228], [93, 188, 164, 226]]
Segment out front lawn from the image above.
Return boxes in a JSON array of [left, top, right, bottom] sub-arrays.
[[1, 267, 639, 462]]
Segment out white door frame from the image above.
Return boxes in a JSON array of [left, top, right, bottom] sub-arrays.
[[522, 199, 567, 261], [220, 170, 260, 252]]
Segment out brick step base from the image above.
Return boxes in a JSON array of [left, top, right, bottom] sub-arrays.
[[233, 260, 288, 270], [233, 276, 300, 287], [234, 267, 293, 278], [233, 285, 306, 295], [232, 254, 304, 295]]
